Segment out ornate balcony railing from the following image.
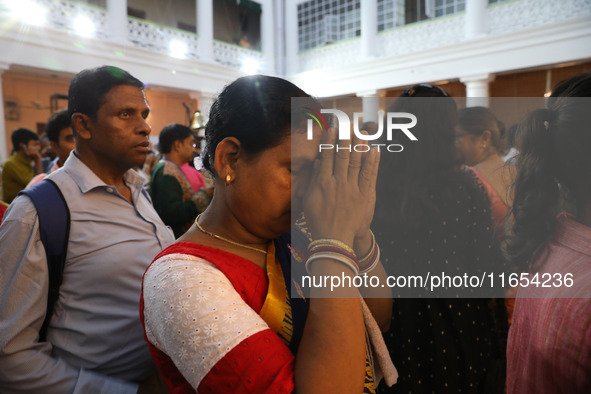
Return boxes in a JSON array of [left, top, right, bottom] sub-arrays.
[[0, 0, 264, 70], [377, 13, 464, 58], [488, 0, 591, 36], [0, 0, 110, 39], [297, 0, 589, 73], [213, 40, 264, 69], [298, 38, 362, 72], [127, 17, 200, 61]]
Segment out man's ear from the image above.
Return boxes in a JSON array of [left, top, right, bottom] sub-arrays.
[[172, 139, 183, 153], [71, 113, 92, 140], [49, 141, 59, 151], [213, 137, 241, 183]]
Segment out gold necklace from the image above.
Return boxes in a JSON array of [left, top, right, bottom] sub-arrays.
[[194, 214, 268, 254]]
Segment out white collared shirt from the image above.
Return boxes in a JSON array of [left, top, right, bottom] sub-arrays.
[[0, 151, 175, 393]]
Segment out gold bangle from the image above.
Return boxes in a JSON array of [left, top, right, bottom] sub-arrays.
[[359, 244, 380, 274], [306, 251, 360, 276], [309, 238, 355, 256], [358, 230, 376, 265]]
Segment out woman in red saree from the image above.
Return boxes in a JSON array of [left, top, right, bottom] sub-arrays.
[[140, 75, 395, 393]]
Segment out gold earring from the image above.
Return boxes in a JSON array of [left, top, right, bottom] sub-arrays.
[[226, 174, 231, 186]]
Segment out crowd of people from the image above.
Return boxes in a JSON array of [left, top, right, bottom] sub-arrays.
[[0, 65, 589, 393]]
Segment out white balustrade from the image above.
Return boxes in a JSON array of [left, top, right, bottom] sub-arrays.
[[298, 38, 362, 72], [3, 0, 587, 75], [127, 17, 200, 61], [377, 13, 464, 58], [0, 0, 109, 38], [297, 0, 589, 73], [487, 0, 591, 35], [212, 40, 264, 70]]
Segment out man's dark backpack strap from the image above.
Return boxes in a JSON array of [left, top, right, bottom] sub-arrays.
[[18, 179, 70, 341]]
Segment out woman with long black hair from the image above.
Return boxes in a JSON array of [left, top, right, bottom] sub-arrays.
[[506, 73, 591, 393], [375, 85, 508, 393]]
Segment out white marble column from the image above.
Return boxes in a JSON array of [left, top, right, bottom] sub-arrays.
[[273, 0, 285, 76], [465, 0, 488, 40], [197, 0, 214, 62], [259, 0, 275, 75], [360, 0, 377, 59], [0, 63, 10, 163], [357, 90, 380, 123], [107, 0, 128, 43], [461, 74, 495, 107], [285, 0, 299, 76]]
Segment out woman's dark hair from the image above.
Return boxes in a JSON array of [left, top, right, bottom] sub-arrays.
[[202, 74, 311, 175], [458, 106, 506, 154], [374, 86, 467, 231], [45, 109, 72, 143], [548, 72, 591, 103], [158, 123, 193, 154], [400, 83, 450, 98], [68, 65, 144, 121], [508, 72, 591, 270], [505, 123, 519, 150]]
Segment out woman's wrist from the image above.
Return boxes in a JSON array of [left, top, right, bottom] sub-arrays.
[[353, 229, 373, 258], [305, 231, 380, 276]]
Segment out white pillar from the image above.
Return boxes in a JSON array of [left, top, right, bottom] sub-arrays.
[[0, 63, 9, 163], [259, 0, 275, 75], [360, 0, 377, 59], [274, 0, 285, 76], [197, 0, 214, 62], [465, 0, 488, 40], [107, 0, 128, 43], [285, 0, 299, 76], [357, 90, 380, 123], [461, 74, 495, 107]]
